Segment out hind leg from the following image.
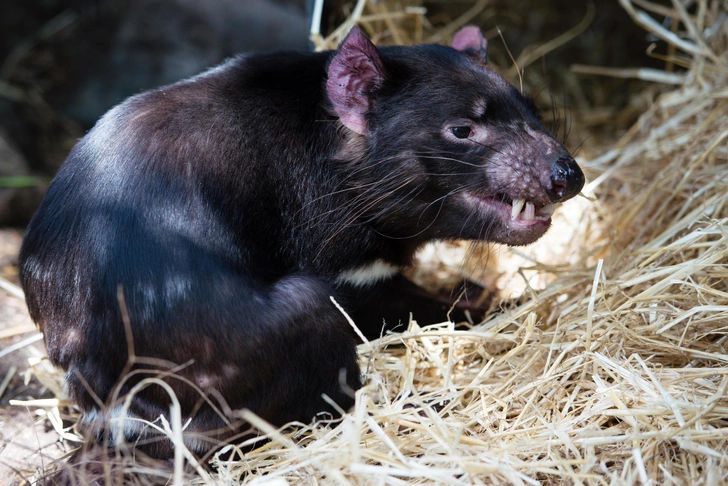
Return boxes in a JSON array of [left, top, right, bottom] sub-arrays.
[[70, 272, 362, 458], [227, 274, 362, 425]]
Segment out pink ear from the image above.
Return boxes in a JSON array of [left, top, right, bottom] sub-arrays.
[[326, 27, 386, 136], [452, 26, 488, 64]]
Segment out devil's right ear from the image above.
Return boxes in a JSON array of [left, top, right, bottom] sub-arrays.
[[326, 27, 387, 136]]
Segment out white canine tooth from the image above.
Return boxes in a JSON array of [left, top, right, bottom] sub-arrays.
[[511, 198, 526, 220], [523, 202, 535, 221], [539, 203, 559, 217]]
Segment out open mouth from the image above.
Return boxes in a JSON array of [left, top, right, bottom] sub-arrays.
[[506, 196, 557, 222], [468, 192, 559, 224]]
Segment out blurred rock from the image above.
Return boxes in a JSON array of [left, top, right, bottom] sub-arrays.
[[0, 132, 46, 226], [0, 131, 27, 177], [0, 0, 311, 223]]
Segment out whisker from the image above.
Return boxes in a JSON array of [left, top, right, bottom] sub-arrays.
[[360, 182, 427, 225], [466, 140, 505, 156], [416, 186, 468, 226], [293, 154, 407, 218], [297, 169, 407, 228], [423, 172, 478, 177], [373, 185, 467, 241], [562, 89, 570, 145], [571, 137, 587, 159], [415, 144, 504, 158], [339, 153, 406, 183], [314, 176, 419, 259], [457, 204, 480, 239], [414, 154, 482, 168]]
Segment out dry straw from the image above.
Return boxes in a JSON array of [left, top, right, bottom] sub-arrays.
[[15, 0, 728, 484]]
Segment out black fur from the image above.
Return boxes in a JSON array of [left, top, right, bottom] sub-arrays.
[[19, 27, 583, 458]]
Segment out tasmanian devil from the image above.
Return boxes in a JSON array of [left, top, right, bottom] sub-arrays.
[[19, 26, 584, 458]]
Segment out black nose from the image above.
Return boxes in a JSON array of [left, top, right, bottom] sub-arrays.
[[547, 156, 585, 203]]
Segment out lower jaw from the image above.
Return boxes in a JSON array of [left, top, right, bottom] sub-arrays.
[[498, 222, 551, 246]]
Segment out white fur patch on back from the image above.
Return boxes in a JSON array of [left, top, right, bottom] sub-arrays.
[[336, 259, 399, 287]]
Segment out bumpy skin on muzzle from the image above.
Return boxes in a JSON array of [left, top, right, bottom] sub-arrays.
[[548, 155, 585, 203]]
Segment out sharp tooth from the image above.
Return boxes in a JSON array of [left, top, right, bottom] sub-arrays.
[[511, 198, 526, 220], [523, 202, 535, 221], [539, 203, 559, 217]]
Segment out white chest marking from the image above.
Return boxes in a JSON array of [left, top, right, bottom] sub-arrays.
[[336, 259, 399, 287]]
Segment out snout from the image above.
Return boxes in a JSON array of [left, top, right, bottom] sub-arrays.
[[547, 156, 584, 203]]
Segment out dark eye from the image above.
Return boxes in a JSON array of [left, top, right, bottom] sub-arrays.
[[451, 126, 472, 139]]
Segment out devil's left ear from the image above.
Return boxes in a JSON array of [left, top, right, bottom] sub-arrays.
[[326, 27, 387, 136], [452, 26, 488, 64]]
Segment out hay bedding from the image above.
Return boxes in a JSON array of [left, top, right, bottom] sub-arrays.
[[10, 0, 728, 484]]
